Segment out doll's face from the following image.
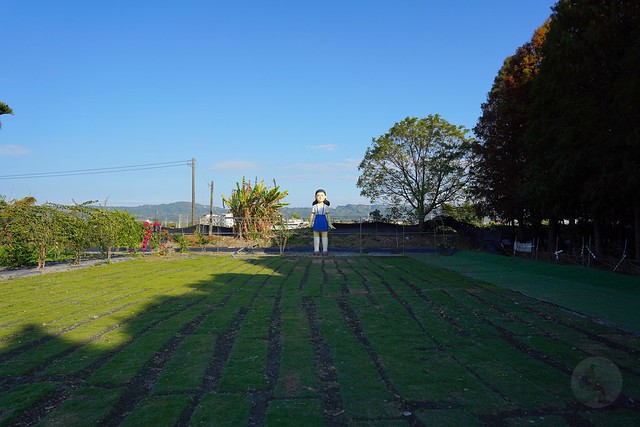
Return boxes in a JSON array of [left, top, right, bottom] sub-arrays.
[[315, 192, 326, 203]]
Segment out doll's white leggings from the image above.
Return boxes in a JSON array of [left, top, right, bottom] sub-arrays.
[[313, 232, 328, 252]]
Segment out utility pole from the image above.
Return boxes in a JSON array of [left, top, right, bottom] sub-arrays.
[[209, 180, 214, 236], [191, 157, 196, 227]]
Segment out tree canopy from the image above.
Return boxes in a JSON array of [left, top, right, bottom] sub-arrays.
[[472, 21, 549, 224], [471, 0, 640, 258], [357, 115, 474, 232], [525, 0, 640, 254]]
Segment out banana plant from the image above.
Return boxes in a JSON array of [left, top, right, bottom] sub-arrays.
[[221, 177, 288, 239]]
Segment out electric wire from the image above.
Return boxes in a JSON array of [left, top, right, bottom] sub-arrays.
[[0, 160, 192, 180]]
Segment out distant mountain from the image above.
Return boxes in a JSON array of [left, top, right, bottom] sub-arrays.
[[109, 202, 389, 224], [280, 204, 389, 222], [108, 202, 217, 225]]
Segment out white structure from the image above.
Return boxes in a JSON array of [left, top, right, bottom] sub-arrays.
[[273, 218, 308, 230], [200, 213, 234, 227], [199, 213, 308, 230]]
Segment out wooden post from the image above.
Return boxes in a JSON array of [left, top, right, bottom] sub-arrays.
[[209, 181, 214, 236], [191, 158, 196, 226]]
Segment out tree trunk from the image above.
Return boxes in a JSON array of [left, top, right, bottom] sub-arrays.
[[635, 204, 640, 260], [531, 211, 542, 248], [38, 245, 46, 270], [593, 218, 604, 257], [547, 215, 558, 252]]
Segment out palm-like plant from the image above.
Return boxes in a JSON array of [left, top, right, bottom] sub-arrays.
[[222, 177, 288, 239]]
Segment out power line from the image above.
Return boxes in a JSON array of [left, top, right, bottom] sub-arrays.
[[0, 160, 191, 180]]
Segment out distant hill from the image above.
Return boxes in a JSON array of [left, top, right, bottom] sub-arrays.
[[107, 202, 216, 225], [280, 204, 389, 222], [109, 202, 388, 224]]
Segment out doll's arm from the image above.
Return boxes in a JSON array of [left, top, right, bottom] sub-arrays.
[[326, 213, 335, 229], [309, 212, 315, 228]]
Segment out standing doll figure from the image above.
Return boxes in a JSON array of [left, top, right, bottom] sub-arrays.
[[309, 189, 335, 256]]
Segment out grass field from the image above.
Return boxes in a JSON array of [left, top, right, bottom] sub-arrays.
[[1, 253, 639, 426], [413, 251, 640, 333]]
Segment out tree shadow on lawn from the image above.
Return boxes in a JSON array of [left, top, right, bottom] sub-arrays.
[[0, 255, 639, 426]]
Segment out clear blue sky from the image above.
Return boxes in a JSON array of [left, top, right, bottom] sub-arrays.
[[1, 0, 556, 209]]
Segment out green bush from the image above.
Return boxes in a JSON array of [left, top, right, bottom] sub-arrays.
[[0, 241, 38, 267], [172, 234, 189, 252]]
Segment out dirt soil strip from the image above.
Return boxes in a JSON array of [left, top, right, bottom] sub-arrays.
[[336, 296, 424, 426], [0, 290, 169, 367], [362, 258, 510, 406], [8, 292, 213, 426], [440, 289, 640, 423], [473, 284, 640, 356], [303, 297, 347, 426], [0, 290, 209, 398], [176, 306, 249, 426], [248, 280, 284, 425], [178, 268, 276, 425], [96, 304, 220, 426], [365, 257, 617, 423], [5, 258, 261, 424]]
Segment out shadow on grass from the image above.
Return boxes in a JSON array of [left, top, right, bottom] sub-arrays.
[[0, 256, 287, 426], [1, 254, 639, 426]]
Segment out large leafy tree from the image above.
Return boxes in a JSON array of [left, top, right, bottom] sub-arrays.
[[525, 0, 640, 255], [357, 115, 474, 232], [472, 22, 549, 225], [222, 177, 289, 239]]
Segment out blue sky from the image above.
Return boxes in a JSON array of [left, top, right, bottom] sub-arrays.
[[1, 0, 556, 209]]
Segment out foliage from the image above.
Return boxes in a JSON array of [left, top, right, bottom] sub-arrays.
[[472, 1, 640, 258], [272, 214, 295, 254], [222, 177, 289, 239], [172, 234, 189, 252], [440, 202, 484, 227], [471, 21, 549, 224], [368, 207, 414, 224], [0, 198, 145, 268], [113, 210, 145, 253], [357, 115, 474, 231], [0, 240, 37, 268], [61, 202, 97, 264], [193, 230, 207, 250], [522, 0, 640, 254], [0, 101, 12, 128]]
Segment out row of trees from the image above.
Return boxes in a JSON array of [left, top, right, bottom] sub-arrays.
[[357, 0, 639, 259], [3, 1, 638, 260], [472, 0, 640, 257], [0, 197, 143, 268]]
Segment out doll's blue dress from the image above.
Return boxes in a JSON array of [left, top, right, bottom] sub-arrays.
[[312, 204, 329, 231]]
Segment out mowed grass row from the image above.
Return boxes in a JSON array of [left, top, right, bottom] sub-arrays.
[[0, 254, 639, 426]]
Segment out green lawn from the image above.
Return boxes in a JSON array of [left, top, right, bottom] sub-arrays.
[[1, 254, 639, 426], [413, 251, 640, 332]]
